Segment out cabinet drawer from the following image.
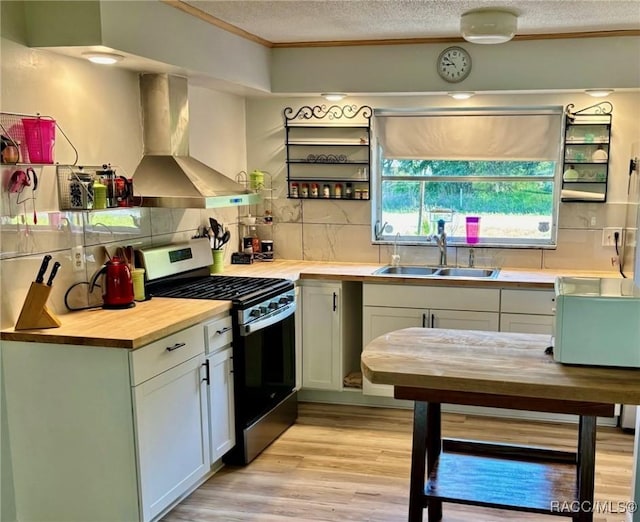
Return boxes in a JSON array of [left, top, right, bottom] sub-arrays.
[[364, 283, 499, 312], [130, 324, 204, 386], [204, 314, 233, 354], [501, 289, 555, 315]]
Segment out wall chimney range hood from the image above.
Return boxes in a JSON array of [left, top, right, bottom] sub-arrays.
[[133, 74, 259, 208]]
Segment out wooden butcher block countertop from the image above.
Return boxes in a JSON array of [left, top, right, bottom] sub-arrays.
[[1, 298, 231, 349], [223, 260, 618, 289], [361, 327, 640, 405], [1, 260, 619, 348]]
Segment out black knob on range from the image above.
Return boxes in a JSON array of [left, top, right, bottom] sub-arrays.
[[268, 301, 279, 310], [250, 308, 262, 318]]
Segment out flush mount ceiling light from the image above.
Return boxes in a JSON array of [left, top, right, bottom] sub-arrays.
[[461, 9, 518, 44], [448, 92, 475, 100], [321, 93, 347, 102], [585, 89, 614, 98], [82, 52, 124, 65]]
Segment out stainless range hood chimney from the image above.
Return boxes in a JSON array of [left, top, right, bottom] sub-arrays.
[[133, 74, 259, 208]]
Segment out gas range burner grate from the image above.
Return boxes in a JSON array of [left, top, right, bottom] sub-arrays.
[[148, 275, 293, 305]]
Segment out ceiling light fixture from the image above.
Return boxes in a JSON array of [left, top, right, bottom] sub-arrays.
[[82, 52, 124, 65], [461, 9, 518, 44], [585, 89, 614, 98], [448, 92, 475, 100], [321, 93, 347, 102]]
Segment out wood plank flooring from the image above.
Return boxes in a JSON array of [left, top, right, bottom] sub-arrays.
[[162, 402, 635, 522]]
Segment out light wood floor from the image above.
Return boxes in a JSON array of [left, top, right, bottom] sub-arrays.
[[163, 402, 635, 522]]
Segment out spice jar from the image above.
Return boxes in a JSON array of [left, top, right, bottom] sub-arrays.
[[355, 189, 362, 200], [310, 183, 319, 198], [301, 183, 309, 198], [345, 183, 353, 199], [290, 182, 299, 198], [322, 184, 331, 198], [361, 187, 369, 200], [334, 183, 343, 199]]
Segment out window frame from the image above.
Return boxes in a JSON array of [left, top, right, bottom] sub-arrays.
[[371, 106, 565, 249]]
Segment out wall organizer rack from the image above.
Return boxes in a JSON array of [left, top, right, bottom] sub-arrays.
[[284, 104, 372, 200], [0, 111, 78, 167], [561, 101, 612, 203], [235, 170, 274, 261]]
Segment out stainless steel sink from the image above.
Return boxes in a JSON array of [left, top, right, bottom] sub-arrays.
[[436, 267, 499, 278], [373, 265, 499, 278], [373, 265, 440, 276]]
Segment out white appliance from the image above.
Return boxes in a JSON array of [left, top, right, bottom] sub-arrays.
[[553, 277, 640, 367]]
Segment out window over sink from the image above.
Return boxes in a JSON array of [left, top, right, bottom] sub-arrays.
[[372, 106, 564, 247]]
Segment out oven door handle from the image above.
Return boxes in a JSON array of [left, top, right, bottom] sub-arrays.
[[240, 304, 295, 336]]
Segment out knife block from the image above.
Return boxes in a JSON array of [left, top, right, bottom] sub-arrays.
[[15, 282, 61, 330]]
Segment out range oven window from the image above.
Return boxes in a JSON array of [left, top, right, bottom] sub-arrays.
[[234, 312, 296, 427]]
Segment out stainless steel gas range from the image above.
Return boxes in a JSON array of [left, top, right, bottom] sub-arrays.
[[138, 239, 297, 464]]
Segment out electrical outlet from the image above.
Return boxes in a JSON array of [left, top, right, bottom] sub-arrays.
[[71, 246, 84, 272], [602, 227, 623, 247]]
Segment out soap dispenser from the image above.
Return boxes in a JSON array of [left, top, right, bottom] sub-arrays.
[[391, 232, 400, 266]]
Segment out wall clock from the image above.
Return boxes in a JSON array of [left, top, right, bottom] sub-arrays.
[[437, 46, 472, 83]]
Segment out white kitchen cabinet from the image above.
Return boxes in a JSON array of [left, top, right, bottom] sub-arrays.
[[133, 353, 210, 522], [362, 283, 500, 398], [363, 306, 425, 396], [301, 281, 362, 391], [302, 282, 342, 390], [208, 347, 235, 461], [499, 289, 555, 334], [431, 309, 499, 331], [204, 315, 236, 463], [2, 319, 224, 522], [500, 313, 554, 334]]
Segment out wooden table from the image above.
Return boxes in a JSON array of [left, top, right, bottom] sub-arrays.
[[361, 328, 640, 522]]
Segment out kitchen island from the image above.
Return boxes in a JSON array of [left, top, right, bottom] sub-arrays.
[[362, 328, 640, 522]]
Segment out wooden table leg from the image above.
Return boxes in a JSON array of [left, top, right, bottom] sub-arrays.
[[426, 403, 442, 522], [574, 415, 596, 522], [409, 401, 428, 522]]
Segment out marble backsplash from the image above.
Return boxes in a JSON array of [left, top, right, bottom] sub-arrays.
[[0, 193, 633, 329], [0, 204, 240, 329]]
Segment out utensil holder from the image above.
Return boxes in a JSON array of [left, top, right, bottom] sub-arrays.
[[211, 249, 224, 274], [15, 282, 61, 330]]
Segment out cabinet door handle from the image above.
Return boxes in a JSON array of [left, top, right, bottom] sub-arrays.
[[431, 314, 435, 328], [422, 313, 427, 328], [202, 359, 210, 385], [332, 292, 337, 312], [166, 342, 186, 352], [216, 326, 232, 335]]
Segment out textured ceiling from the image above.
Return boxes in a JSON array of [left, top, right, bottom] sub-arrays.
[[182, 0, 640, 44]]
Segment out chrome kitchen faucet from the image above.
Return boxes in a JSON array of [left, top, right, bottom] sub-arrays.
[[431, 219, 447, 267]]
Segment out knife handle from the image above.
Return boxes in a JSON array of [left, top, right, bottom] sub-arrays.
[[46, 262, 61, 286], [36, 255, 52, 284]]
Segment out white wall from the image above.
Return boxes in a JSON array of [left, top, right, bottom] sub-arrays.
[[272, 36, 640, 94], [0, 38, 246, 330], [247, 91, 640, 268]]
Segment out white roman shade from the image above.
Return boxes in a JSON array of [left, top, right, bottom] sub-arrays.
[[375, 107, 563, 161]]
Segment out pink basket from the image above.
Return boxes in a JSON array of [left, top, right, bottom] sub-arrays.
[[21, 118, 56, 164]]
